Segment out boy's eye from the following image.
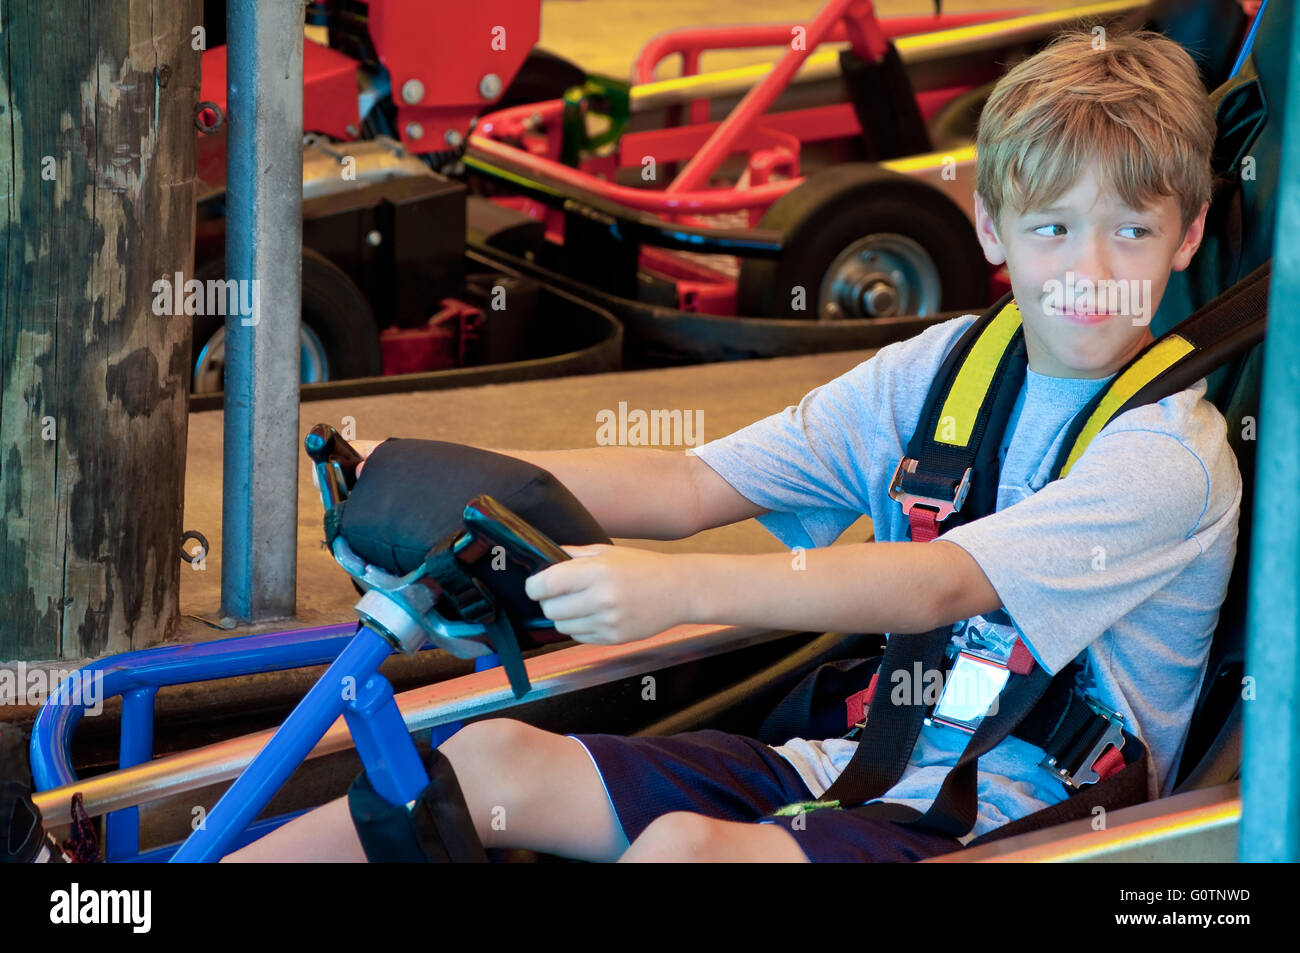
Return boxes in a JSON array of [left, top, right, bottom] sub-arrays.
[[1120, 226, 1152, 239], [1033, 224, 1066, 237]]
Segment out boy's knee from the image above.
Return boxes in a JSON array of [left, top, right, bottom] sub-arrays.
[[448, 717, 535, 757], [440, 718, 556, 801], [624, 812, 719, 861], [623, 813, 811, 862]]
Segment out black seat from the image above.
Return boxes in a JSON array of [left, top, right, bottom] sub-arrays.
[[1156, 0, 1282, 794], [1118, 0, 1250, 95], [1170, 344, 1259, 792]]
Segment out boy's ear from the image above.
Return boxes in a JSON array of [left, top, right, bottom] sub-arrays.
[[972, 191, 1007, 267], [1171, 200, 1211, 272]]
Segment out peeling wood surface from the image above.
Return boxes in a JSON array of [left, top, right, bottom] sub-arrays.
[[1, 1, 202, 660]]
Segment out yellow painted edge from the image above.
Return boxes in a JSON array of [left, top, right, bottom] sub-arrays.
[[935, 300, 1022, 446], [630, 2, 1140, 99], [1025, 802, 1240, 863], [1059, 335, 1196, 478], [882, 144, 977, 174], [892, 0, 1140, 52]]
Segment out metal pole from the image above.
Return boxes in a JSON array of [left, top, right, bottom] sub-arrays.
[[1240, 0, 1300, 862], [221, 0, 305, 621]]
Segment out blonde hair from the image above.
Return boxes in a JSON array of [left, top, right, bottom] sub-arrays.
[[975, 29, 1216, 236]]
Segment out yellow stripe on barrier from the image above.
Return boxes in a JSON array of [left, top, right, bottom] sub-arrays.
[[629, 2, 1141, 101], [1059, 334, 1196, 478], [882, 144, 977, 175], [935, 301, 1022, 446]]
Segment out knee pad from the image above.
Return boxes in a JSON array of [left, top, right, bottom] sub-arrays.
[[347, 744, 488, 863]]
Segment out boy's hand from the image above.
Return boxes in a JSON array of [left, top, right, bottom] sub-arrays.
[[524, 544, 688, 645], [350, 439, 386, 479], [311, 438, 384, 492]]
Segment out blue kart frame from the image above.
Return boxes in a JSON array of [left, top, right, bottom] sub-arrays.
[[31, 622, 505, 862], [32, 425, 546, 863]]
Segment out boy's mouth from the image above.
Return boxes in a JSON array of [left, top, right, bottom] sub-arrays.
[[1044, 302, 1113, 326]]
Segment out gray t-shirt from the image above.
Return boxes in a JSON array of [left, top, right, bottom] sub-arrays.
[[686, 314, 1242, 843]]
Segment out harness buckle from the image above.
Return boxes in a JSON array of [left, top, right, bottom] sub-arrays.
[[1040, 695, 1127, 790], [923, 648, 1012, 735], [888, 457, 973, 523], [841, 720, 867, 741]]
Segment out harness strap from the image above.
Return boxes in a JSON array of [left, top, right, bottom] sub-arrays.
[[1052, 259, 1270, 480], [964, 738, 1148, 847], [873, 662, 1058, 838], [892, 295, 1027, 533], [906, 508, 941, 543], [847, 728, 1150, 846], [821, 626, 952, 807], [843, 657, 1142, 839]]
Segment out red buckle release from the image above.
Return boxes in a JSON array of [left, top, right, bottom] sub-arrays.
[[844, 673, 879, 729], [889, 457, 972, 543], [907, 507, 941, 543], [1008, 638, 1035, 675], [1091, 744, 1125, 782]]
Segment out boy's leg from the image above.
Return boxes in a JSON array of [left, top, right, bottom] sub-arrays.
[[221, 718, 628, 862], [564, 729, 823, 859], [619, 812, 809, 862], [619, 807, 965, 863]]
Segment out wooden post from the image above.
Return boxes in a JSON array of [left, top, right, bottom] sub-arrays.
[[0, 0, 202, 660]]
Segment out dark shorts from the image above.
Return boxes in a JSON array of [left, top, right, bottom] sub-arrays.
[[568, 729, 966, 863]]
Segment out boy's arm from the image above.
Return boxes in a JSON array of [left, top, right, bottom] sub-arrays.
[[680, 540, 1002, 634], [485, 447, 767, 540], [525, 536, 998, 644], [353, 440, 766, 540]]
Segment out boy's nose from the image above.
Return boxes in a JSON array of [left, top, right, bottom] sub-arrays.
[[1071, 237, 1115, 287]]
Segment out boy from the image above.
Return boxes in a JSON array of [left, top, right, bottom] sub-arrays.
[[224, 28, 1240, 863]]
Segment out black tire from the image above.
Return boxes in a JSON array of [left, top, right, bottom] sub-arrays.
[[189, 247, 383, 393], [737, 163, 988, 320], [467, 49, 587, 194], [927, 80, 998, 153], [486, 48, 587, 114]]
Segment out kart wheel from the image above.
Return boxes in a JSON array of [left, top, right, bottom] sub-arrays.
[[487, 48, 587, 113], [189, 248, 383, 393], [927, 80, 998, 152], [737, 164, 987, 320], [467, 49, 587, 194]]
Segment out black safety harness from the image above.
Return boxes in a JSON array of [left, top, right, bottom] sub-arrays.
[[768, 261, 1270, 846]]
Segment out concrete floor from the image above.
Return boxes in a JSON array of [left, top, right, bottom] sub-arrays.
[[177, 349, 878, 643]]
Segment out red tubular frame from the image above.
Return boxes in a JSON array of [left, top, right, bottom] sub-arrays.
[[470, 3, 1028, 224], [666, 0, 883, 193]]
